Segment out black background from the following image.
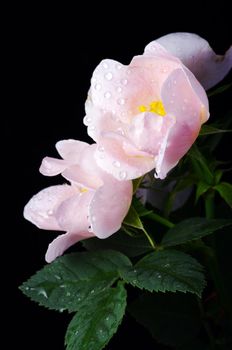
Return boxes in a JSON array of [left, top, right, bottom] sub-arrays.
[[7, 2, 231, 349]]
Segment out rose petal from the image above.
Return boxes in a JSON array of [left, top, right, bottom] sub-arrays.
[[39, 157, 69, 176], [156, 68, 206, 178], [56, 139, 89, 161], [95, 134, 156, 180], [45, 231, 94, 263], [55, 190, 94, 233], [89, 180, 132, 238], [156, 32, 232, 89], [23, 185, 76, 230], [62, 164, 103, 189]]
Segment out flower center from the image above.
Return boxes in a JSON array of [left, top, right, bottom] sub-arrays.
[[138, 100, 166, 116]]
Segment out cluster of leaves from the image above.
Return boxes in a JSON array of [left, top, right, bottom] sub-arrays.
[[20, 84, 232, 349]]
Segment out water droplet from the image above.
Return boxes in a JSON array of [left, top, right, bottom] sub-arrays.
[[38, 289, 48, 298], [117, 86, 122, 93], [127, 69, 131, 74], [162, 67, 167, 73], [47, 209, 53, 216], [66, 292, 71, 297], [91, 216, 96, 222], [59, 308, 65, 313], [133, 269, 137, 273], [75, 330, 79, 335], [119, 171, 127, 180], [102, 62, 108, 69], [88, 225, 92, 232], [83, 116, 92, 125], [121, 78, 128, 85], [132, 279, 137, 284], [98, 146, 104, 152], [94, 83, 101, 91], [105, 72, 113, 80], [104, 91, 111, 99], [113, 160, 121, 168], [97, 328, 108, 340], [117, 127, 125, 135], [60, 284, 67, 288], [157, 274, 162, 279], [89, 125, 95, 131], [164, 263, 170, 268], [90, 289, 95, 294], [117, 98, 125, 105], [55, 275, 61, 280], [25, 286, 29, 290], [92, 77, 96, 83], [116, 64, 122, 70], [77, 297, 81, 302]]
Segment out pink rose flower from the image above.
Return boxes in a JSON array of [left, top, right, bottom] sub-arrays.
[[84, 33, 231, 180], [24, 140, 133, 262]]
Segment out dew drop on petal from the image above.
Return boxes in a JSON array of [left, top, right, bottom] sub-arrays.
[[89, 125, 95, 131], [121, 78, 128, 85], [83, 116, 92, 125], [105, 72, 113, 80], [94, 83, 101, 91], [119, 171, 127, 180], [113, 160, 121, 168], [117, 98, 125, 105], [91, 216, 96, 222], [117, 86, 122, 93], [98, 146, 104, 152], [103, 62, 108, 69], [104, 91, 111, 99], [116, 64, 122, 70]]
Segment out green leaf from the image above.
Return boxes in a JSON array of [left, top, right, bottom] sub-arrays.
[[83, 230, 152, 257], [123, 205, 144, 229], [19, 250, 131, 312], [132, 196, 153, 217], [65, 282, 127, 350], [132, 176, 143, 193], [195, 182, 211, 202], [129, 292, 201, 347], [207, 82, 232, 97], [161, 217, 232, 248], [188, 146, 214, 184], [214, 182, 232, 208], [121, 250, 205, 297], [199, 124, 232, 136]]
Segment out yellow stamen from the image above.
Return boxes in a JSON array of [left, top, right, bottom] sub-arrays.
[[139, 105, 148, 112], [138, 100, 166, 116], [80, 187, 88, 193]]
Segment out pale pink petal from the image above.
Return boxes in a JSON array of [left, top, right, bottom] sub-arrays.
[[95, 134, 156, 180], [156, 68, 205, 178], [56, 139, 89, 162], [128, 112, 175, 155], [62, 165, 103, 189], [89, 180, 132, 238], [39, 157, 69, 176], [84, 102, 126, 142], [54, 191, 95, 233], [89, 59, 159, 123], [23, 185, 77, 230], [45, 231, 94, 263], [156, 32, 232, 89]]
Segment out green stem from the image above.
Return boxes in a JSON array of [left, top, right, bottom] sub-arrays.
[[147, 212, 175, 229], [204, 190, 215, 219], [142, 228, 157, 250], [197, 298, 216, 349]]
